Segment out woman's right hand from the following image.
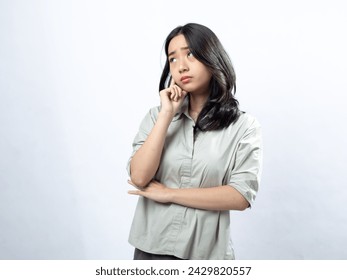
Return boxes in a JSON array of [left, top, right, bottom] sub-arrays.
[[159, 78, 187, 117]]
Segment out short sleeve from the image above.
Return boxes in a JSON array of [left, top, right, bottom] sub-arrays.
[[228, 119, 262, 207], [126, 108, 159, 176]]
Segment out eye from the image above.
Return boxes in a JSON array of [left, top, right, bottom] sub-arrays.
[[187, 51, 194, 57], [169, 57, 176, 63]]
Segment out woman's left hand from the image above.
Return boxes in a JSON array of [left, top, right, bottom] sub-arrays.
[[128, 180, 173, 204]]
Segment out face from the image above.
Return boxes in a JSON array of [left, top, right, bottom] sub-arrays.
[[168, 34, 212, 96]]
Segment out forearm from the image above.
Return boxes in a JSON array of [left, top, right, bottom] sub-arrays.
[[170, 185, 249, 211], [130, 111, 173, 187]]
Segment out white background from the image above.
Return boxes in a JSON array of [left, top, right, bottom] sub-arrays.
[[1, 0, 346, 259]]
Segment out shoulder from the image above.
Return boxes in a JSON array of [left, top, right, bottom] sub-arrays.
[[221, 112, 262, 143], [139, 105, 161, 124], [233, 112, 261, 131], [148, 105, 161, 119]]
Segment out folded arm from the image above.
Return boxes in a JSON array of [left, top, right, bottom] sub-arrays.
[[128, 180, 249, 211]]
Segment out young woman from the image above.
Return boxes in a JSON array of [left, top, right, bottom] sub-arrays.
[[127, 23, 262, 260]]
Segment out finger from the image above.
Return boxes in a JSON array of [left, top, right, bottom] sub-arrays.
[[128, 190, 142, 195], [169, 89, 178, 101], [175, 86, 182, 100], [174, 87, 185, 102], [169, 90, 174, 100], [176, 90, 182, 99], [170, 76, 176, 87]]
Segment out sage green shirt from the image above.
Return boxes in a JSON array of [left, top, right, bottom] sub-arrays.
[[127, 98, 262, 260]]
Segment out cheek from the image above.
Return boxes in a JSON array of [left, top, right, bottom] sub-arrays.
[[194, 64, 211, 81], [204, 68, 212, 82], [198, 70, 212, 84], [170, 69, 180, 82]]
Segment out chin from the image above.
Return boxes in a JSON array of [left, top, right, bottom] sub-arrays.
[[180, 84, 193, 92]]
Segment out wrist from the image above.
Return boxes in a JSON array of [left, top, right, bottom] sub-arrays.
[[158, 110, 175, 120], [167, 188, 177, 204]]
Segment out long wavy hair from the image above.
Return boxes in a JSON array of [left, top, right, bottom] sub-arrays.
[[159, 23, 240, 132]]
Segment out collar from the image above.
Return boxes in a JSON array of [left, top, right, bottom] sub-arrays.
[[172, 95, 191, 122]]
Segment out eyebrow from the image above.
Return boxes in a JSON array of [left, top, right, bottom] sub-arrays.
[[168, 46, 190, 57]]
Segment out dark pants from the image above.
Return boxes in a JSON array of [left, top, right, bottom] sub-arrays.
[[133, 248, 183, 260]]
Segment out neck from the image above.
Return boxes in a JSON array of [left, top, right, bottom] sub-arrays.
[[189, 94, 208, 114]]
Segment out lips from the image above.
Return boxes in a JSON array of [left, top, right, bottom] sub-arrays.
[[180, 76, 192, 83]]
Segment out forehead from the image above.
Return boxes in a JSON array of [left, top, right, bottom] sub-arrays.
[[168, 34, 188, 53]]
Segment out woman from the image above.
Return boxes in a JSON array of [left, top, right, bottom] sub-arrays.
[[127, 23, 262, 260]]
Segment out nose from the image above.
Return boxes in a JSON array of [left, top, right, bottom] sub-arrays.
[[179, 61, 188, 73]]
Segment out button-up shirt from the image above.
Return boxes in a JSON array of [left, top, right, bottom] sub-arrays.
[[127, 98, 262, 259]]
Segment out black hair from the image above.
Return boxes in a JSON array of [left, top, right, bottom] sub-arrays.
[[159, 23, 240, 132]]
